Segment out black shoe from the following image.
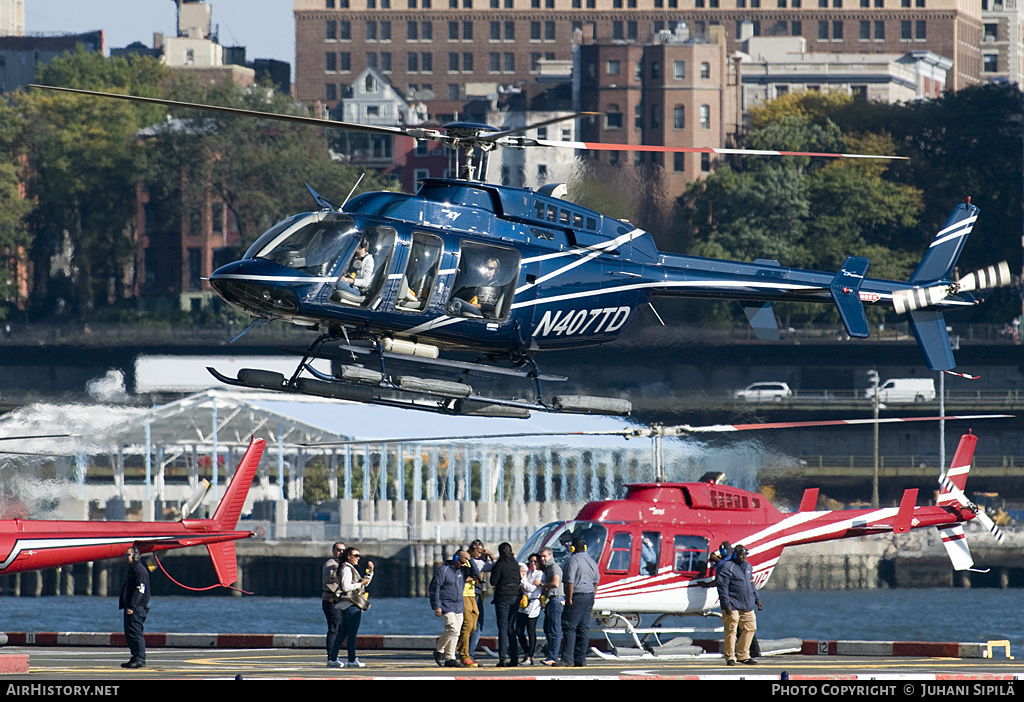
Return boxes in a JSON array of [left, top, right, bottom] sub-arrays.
[[726, 659, 737, 666], [125, 660, 145, 669], [496, 660, 508, 668], [444, 659, 465, 668], [740, 658, 758, 665], [433, 651, 445, 667]]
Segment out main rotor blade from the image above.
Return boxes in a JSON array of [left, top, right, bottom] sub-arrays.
[[30, 84, 430, 141], [482, 112, 603, 141], [0, 434, 73, 441], [296, 414, 1011, 447], [533, 137, 907, 160]]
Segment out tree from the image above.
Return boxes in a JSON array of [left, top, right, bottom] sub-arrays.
[[17, 48, 168, 317], [0, 102, 33, 319]]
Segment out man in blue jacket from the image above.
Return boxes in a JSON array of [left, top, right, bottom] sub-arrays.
[[715, 544, 762, 666], [429, 550, 478, 668]]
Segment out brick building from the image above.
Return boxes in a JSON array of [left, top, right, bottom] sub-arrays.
[[294, 0, 981, 121]]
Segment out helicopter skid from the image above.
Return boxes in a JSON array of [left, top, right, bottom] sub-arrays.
[[208, 364, 631, 417]]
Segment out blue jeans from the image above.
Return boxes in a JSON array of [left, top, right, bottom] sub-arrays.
[[543, 597, 563, 662], [323, 599, 345, 659], [561, 592, 594, 666], [494, 599, 519, 663], [328, 604, 362, 663]]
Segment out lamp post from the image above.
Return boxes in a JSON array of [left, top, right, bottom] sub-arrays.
[[868, 369, 880, 508]]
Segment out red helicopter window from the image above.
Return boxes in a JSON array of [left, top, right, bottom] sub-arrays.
[[606, 532, 632, 573], [641, 531, 661, 575], [673, 535, 709, 574]]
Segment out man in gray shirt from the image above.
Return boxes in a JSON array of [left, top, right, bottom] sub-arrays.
[[539, 547, 564, 666], [560, 537, 600, 667]]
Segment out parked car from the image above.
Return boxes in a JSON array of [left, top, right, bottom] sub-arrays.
[[864, 378, 936, 403], [733, 382, 793, 402]]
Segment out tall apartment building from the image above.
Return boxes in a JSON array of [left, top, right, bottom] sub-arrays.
[[980, 0, 1024, 84], [577, 27, 738, 197], [295, 0, 981, 120]]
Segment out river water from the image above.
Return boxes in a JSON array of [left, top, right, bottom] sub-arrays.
[[2, 589, 1021, 653]]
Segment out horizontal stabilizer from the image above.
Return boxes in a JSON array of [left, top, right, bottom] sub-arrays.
[[938, 526, 974, 571], [829, 256, 870, 338]]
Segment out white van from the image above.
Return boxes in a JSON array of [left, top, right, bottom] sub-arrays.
[[864, 378, 935, 403]]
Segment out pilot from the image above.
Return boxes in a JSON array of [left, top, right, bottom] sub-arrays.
[[335, 239, 375, 297], [449, 256, 502, 319]]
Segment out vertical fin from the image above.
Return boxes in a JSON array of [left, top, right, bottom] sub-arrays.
[[938, 526, 974, 570], [829, 256, 870, 338], [798, 488, 819, 512], [909, 202, 979, 285], [908, 309, 956, 371], [212, 438, 266, 530], [206, 542, 238, 587]]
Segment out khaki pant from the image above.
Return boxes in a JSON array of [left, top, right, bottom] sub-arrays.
[[722, 609, 757, 662], [437, 611, 463, 661], [457, 595, 479, 660]]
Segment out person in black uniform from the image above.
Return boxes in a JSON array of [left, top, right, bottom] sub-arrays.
[[119, 544, 150, 669]]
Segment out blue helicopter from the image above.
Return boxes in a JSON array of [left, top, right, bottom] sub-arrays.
[[34, 86, 1012, 418]]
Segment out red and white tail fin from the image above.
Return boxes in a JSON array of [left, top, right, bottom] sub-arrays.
[[938, 526, 973, 570], [936, 432, 1004, 544], [212, 438, 266, 531], [937, 432, 976, 508]]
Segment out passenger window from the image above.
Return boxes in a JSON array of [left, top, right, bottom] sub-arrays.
[[641, 531, 661, 575], [330, 225, 397, 307], [446, 242, 520, 321], [396, 232, 443, 312], [573, 213, 583, 227], [673, 535, 708, 574], [546, 205, 557, 222], [559, 209, 570, 224], [606, 532, 632, 573]]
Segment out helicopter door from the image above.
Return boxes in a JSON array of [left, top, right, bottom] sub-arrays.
[[604, 531, 635, 576], [394, 231, 444, 313]]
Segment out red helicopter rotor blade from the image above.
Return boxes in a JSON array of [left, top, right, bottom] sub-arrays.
[[296, 414, 1011, 447]]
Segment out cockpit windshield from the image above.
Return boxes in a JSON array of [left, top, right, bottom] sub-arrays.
[[517, 520, 607, 568], [245, 213, 359, 277]]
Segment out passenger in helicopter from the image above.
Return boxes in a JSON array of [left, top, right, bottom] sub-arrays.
[[335, 239, 375, 297], [449, 256, 502, 319]]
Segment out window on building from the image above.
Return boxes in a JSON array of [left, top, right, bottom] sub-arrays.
[[673, 105, 685, 129], [463, 53, 473, 71], [673, 60, 685, 79], [505, 21, 515, 40], [367, 21, 377, 41], [916, 20, 926, 39], [381, 21, 391, 40], [327, 21, 337, 40], [700, 104, 711, 129], [606, 105, 623, 129], [339, 20, 351, 39], [700, 62, 710, 78], [409, 21, 419, 40], [490, 52, 500, 72], [463, 21, 474, 40], [531, 22, 541, 40], [818, 20, 829, 40], [367, 52, 377, 68], [381, 52, 391, 72], [422, 52, 433, 72], [792, 20, 801, 34], [701, 153, 711, 172], [492, 21, 503, 41], [449, 52, 459, 71], [612, 21, 624, 39], [861, 20, 871, 40], [627, 21, 638, 39], [832, 20, 843, 39], [635, 105, 643, 129], [651, 60, 660, 79], [326, 52, 337, 71], [410, 52, 421, 72], [607, 59, 621, 75], [901, 20, 911, 40], [422, 21, 433, 40], [985, 23, 997, 41], [449, 21, 459, 40], [545, 21, 556, 40], [983, 53, 998, 72], [339, 52, 351, 71], [504, 53, 514, 71], [874, 20, 885, 39], [325, 83, 337, 100], [673, 152, 685, 171]]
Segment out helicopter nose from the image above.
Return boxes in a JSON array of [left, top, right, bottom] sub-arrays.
[[210, 261, 299, 314]]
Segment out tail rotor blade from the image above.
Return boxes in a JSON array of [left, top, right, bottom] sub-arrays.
[[893, 261, 1012, 314]]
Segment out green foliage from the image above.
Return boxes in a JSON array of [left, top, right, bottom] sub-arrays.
[[676, 90, 927, 328], [302, 460, 332, 506]]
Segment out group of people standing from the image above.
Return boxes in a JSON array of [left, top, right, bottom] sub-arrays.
[[428, 537, 599, 668]]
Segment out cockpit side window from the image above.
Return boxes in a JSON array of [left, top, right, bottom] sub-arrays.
[[446, 242, 520, 321], [330, 224, 397, 307], [250, 215, 357, 275], [396, 232, 444, 312]]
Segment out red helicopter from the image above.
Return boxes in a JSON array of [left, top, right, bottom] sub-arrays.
[[515, 431, 996, 653], [0, 437, 265, 589]]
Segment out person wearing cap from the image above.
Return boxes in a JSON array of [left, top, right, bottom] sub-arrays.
[[715, 544, 762, 666], [559, 537, 600, 667]]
